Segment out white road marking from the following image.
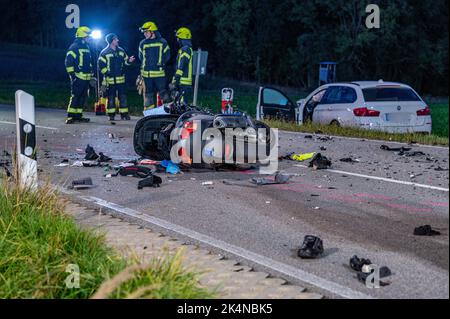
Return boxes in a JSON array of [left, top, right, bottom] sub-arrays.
[[59, 189, 373, 299], [294, 164, 449, 192], [0, 120, 58, 131]]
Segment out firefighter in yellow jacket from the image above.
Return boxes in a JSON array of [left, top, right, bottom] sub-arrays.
[[64, 26, 95, 124]]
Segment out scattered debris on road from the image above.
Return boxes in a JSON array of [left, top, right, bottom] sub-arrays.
[[414, 225, 441, 236], [160, 160, 181, 175], [309, 153, 332, 170], [292, 152, 316, 162], [202, 181, 214, 186], [340, 157, 360, 163], [350, 255, 372, 272], [298, 235, 324, 259], [380, 145, 412, 152], [70, 177, 94, 190], [85, 144, 99, 160], [138, 174, 162, 189], [350, 255, 392, 286], [251, 172, 291, 186], [118, 165, 153, 178]]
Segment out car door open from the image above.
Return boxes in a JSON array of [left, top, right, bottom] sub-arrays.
[[256, 87, 296, 122]]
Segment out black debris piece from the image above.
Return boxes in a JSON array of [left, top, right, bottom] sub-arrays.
[[279, 152, 295, 161], [118, 165, 153, 178], [380, 145, 411, 152], [350, 255, 372, 272], [309, 153, 331, 170], [297, 235, 324, 259], [320, 146, 327, 151], [138, 174, 163, 189], [1, 166, 12, 177], [434, 167, 449, 172], [317, 136, 333, 142], [414, 225, 441, 236], [340, 157, 359, 163], [398, 150, 425, 157], [71, 177, 93, 190], [357, 267, 392, 286], [2, 150, 11, 157], [304, 135, 313, 139], [85, 144, 99, 160], [98, 152, 112, 163], [251, 172, 291, 186], [61, 159, 69, 164]]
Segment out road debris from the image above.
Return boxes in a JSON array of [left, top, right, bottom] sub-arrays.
[[251, 172, 291, 185], [380, 145, 412, 152], [340, 157, 360, 163], [70, 177, 94, 190], [161, 160, 181, 175], [414, 225, 441, 236], [118, 165, 153, 178], [297, 235, 324, 259], [350, 255, 391, 286], [309, 153, 331, 170], [138, 174, 162, 189], [139, 159, 160, 166], [202, 181, 214, 186], [292, 152, 316, 162], [85, 144, 99, 160]]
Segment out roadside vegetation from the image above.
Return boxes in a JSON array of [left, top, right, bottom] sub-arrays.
[[0, 169, 213, 299], [0, 79, 448, 146]]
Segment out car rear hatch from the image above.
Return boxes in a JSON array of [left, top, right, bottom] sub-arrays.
[[361, 85, 429, 127]]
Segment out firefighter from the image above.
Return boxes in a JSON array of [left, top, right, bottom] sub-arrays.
[[138, 21, 170, 111], [98, 33, 135, 121], [170, 27, 193, 103], [65, 26, 95, 124]]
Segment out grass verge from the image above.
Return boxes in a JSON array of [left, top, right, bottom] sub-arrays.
[[265, 119, 449, 146], [0, 172, 213, 299]]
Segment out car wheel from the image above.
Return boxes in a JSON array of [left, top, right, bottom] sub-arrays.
[[330, 120, 341, 127]]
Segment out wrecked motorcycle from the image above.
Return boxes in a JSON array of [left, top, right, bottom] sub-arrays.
[[134, 90, 274, 167]]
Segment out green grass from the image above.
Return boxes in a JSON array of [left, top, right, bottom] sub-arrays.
[[264, 119, 449, 146], [0, 173, 213, 299], [0, 79, 447, 145]]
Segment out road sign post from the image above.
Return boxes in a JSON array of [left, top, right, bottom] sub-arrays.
[[192, 49, 208, 106], [15, 90, 38, 190]]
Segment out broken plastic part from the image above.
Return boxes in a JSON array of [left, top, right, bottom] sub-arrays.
[[71, 177, 93, 190], [414, 225, 441, 236], [138, 174, 162, 189], [309, 153, 331, 170]]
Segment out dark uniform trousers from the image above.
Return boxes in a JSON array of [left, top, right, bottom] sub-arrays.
[[68, 77, 90, 120]]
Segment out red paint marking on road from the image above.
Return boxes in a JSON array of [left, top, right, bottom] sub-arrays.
[[384, 203, 433, 213], [353, 193, 395, 201], [327, 194, 364, 204], [239, 170, 258, 175], [423, 201, 449, 208]]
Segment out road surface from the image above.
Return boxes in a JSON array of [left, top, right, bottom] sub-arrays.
[[1, 104, 448, 299]]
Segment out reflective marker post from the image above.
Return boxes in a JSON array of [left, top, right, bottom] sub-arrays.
[[192, 49, 208, 106], [15, 90, 38, 190]]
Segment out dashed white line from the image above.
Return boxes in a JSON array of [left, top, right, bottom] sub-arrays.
[[294, 164, 449, 192], [0, 120, 58, 131]]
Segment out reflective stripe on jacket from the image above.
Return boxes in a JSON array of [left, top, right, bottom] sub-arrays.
[[98, 46, 130, 85], [174, 41, 193, 86], [139, 37, 170, 78], [65, 38, 93, 80]]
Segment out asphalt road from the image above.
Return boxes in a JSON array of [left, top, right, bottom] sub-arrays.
[[1, 104, 448, 299]]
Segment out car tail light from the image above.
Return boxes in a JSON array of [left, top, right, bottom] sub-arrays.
[[417, 106, 431, 116], [181, 121, 198, 139], [353, 107, 380, 117]]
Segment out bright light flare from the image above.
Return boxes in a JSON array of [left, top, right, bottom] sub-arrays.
[[91, 30, 102, 40]]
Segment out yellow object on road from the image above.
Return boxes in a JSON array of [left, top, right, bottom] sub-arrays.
[[292, 152, 316, 162]]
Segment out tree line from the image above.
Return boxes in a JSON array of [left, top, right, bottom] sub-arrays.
[[0, 0, 448, 95]]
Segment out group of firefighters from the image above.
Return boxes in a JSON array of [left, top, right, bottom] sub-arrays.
[[64, 22, 193, 124]]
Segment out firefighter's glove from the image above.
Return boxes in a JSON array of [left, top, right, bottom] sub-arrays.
[[136, 75, 145, 95]]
